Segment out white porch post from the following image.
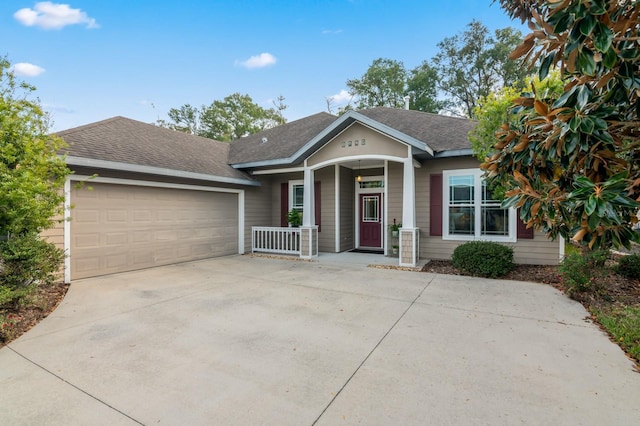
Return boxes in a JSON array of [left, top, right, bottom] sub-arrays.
[[300, 165, 318, 258], [400, 156, 419, 267]]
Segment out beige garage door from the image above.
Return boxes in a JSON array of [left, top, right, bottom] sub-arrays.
[[70, 183, 238, 279]]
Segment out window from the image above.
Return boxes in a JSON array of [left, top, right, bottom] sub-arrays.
[[290, 181, 304, 212], [443, 169, 516, 242]]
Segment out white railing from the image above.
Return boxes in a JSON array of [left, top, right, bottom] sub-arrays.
[[252, 227, 301, 255]]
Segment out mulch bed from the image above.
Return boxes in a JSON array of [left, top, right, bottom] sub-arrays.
[[0, 281, 70, 347]]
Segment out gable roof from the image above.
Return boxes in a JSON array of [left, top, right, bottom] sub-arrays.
[[227, 112, 336, 165], [57, 116, 257, 186], [356, 107, 475, 153], [228, 107, 475, 169]]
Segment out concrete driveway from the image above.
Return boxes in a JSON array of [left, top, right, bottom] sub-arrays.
[[1, 254, 639, 425]]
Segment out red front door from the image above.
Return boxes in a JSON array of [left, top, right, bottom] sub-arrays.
[[359, 193, 382, 248]]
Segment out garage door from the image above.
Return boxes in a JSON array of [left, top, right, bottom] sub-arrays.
[[70, 183, 239, 279]]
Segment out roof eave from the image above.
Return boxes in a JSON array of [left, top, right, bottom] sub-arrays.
[[433, 148, 474, 158], [65, 156, 261, 187]]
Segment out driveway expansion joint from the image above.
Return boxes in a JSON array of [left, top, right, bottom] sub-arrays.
[[310, 274, 436, 425], [6, 346, 144, 425]]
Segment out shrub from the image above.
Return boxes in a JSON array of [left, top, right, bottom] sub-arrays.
[[451, 241, 514, 278], [558, 250, 608, 295], [0, 233, 64, 307], [617, 254, 640, 279]]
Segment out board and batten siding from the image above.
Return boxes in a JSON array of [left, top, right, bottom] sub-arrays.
[[418, 157, 560, 265]]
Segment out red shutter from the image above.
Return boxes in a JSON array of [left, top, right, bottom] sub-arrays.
[[314, 181, 321, 232], [430, 174, 443, 236], [516, 209, 534, 239], [280, 182, 288, 226]]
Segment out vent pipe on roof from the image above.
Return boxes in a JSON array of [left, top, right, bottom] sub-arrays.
[[404, 95, 410, 110]]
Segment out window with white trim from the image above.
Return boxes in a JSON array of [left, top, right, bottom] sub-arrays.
[[289, 180, 304, 220], [443, 169, 516, 242]]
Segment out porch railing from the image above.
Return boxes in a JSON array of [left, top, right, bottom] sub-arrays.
[[252, 226, 301, 255]]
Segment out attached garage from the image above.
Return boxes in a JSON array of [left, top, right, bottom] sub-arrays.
[[69, 181, 241, 280]]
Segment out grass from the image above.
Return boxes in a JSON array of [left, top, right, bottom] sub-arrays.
[[591, 306, 640, 363]]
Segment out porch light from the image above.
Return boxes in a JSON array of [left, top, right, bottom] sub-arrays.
[[356, 160, 362, 182]]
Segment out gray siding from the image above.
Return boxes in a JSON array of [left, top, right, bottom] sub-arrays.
[[244, 177, 272, 252], [315, 166, 335, 252], [386, 162, 403, 253], [417, 157, 561, 265], [339, 166, 354, 252]]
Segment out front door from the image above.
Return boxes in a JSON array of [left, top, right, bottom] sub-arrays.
[[359, 193, 382, 248]]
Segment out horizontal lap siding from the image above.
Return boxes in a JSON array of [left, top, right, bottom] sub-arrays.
[[244, 180, 272, 252], [340, 166, 354, 252], [418, 157, 560, 265], [386, 162, 403, 251], [316, 167, 335, 252]]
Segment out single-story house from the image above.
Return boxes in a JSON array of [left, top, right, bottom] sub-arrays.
[[48, 107, 563, 282]]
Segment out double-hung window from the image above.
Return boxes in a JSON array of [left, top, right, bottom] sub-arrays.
[[289, 180, 304, 216], [442, 169, 516, 242]]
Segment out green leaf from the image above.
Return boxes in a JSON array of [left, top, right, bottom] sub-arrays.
[[539, 53, 555, 80], [576, 85, 590, 110], [580, 116, 595, 134], [579, 15, 597, 37], [585, 196, 597, 215], [602, 48, 617, 69], [578, 49, 596, 75], [569, 115, 581, 132], [593, 23, 613, 52]]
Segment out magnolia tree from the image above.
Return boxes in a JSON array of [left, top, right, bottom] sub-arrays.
[[484, 0, 640, 250]]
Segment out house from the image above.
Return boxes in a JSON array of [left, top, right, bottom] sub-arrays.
[[50, 107, 562, 282]]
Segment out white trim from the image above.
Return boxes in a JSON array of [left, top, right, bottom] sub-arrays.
[[238, 192, 245, 254], [66, 156, 260, 187], [384, 160, 389, 256], [288, 179, 304, 212], [559, 235, 565, 261], [68, 175, 244, 194], [251, 167, 304, 175], [65, 175, 246, 281], [434, 149, 474, 158], [402, 146, 416, 229], [355, 175, 385, 250], [63, 178, 71, 284], [310, 154, 407, 171], [442, 169, 517, 243], [335, 164, 340, 253]]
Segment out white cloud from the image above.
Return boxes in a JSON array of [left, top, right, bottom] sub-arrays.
[[11, 62, 46, 77], [321, 29, 343, 35], [328, 89, 352, 104], [236, 52, 277, 69], [14, 2, 99, 30]]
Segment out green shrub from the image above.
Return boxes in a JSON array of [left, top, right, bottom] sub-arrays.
[[451, 241, 514, 278], [617, 254, 640, 279], [558, 250, 608, 295], [0, 233, 64, 307]]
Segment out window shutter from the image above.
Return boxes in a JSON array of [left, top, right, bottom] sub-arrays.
[[314, 181, 321, 232], [516, 209, 534, 239], [281, 182, 288, 226], [430, 174, 443, 236]]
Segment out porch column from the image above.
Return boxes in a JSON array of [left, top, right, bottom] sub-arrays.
[[300, 166, 318, 258], [400, 158, 419, 267]]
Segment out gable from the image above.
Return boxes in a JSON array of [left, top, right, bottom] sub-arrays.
[[307, 122, 409, 167]]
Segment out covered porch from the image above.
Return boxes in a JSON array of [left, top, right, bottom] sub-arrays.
[[251, 153, 422, 267]]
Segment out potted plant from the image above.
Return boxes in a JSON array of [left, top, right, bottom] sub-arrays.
[[392, 245, 399, 255], [388, 218, 401, 237], [287, 209, 302, 227]]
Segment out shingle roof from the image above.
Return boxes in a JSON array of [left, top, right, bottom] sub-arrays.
[[227, 107, 474, 167], [228, 112, 336, 165], [57, 116, 253, 182], [356, 107, 475, 153]]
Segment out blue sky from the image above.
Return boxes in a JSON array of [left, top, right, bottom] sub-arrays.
[[1, 1, 524, 132]]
